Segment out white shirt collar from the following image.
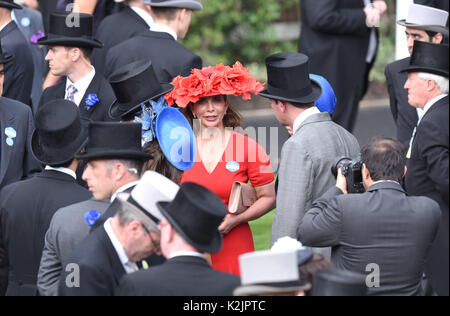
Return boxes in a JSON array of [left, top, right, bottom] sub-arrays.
[[169, 251, 206, 260], [104, 218, 138, 274], [150, 22, 177, 40], [45, 166, 77, 180], [417, 94, 448, 124], [110, 181, 140, 203], [65, 67, 96, 106], [292, 106, 320, 135], [130, 6, 154, 29]]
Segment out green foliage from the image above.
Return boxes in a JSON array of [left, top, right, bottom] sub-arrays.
[[184, 0, 299, 66]]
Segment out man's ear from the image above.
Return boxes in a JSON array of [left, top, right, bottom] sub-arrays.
[[278, 100, 287, 113], [432, 32, 443, 44], [403, 165, 407, 178], [362, 163, 371, 180]]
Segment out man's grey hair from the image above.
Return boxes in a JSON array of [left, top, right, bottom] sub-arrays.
[[116, 196, 160, 233], [105, 159, 144, 178], [418, 72, 449, 94]]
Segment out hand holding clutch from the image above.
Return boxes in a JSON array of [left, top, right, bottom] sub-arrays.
[[228, 182, 257, 215]]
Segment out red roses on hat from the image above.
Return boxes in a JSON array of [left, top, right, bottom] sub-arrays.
[[165, 62, 265, 108]]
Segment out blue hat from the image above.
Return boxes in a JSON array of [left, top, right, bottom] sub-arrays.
[[155, 107, 196, 171], [309, 74, 337, 114]]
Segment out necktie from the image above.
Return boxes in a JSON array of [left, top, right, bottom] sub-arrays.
[[406, 126, 417, 159], [66, 84, 78, 103]]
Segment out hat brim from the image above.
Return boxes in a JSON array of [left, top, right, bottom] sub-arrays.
[[0, 1, 22, 9], [38, 35, 103, 49], [0, 53, 14, 64], [259, 79, 322, 104], [75, 148, 153, 161], [400, 65, 449, 78], [108, 83, 174, 120], [397, 20, 449, 36], [31, 127, 89, 165], [148, 0, 203, 11], [233, 281, 311, 296], [157, 201, 223, 254]]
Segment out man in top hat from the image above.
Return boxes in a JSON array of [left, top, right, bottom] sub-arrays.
[[402, 41, 449, 296], [385, 3, 448, 150], [260, 52, 360, 251], [38, 170, 174, 296], [0, 99, 91, 296], [298, 0, 387, 132], [0, 39, 41, 190], [104, 0, 203, 84], [0, 0, 34, 105], [92, 0, 155, 75], [37, 12, 116, 122], [59, 171, 176, 296], [116, 182, 241, 296]]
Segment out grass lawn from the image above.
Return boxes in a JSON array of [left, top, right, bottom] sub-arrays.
[[249, 209, 275, 251]]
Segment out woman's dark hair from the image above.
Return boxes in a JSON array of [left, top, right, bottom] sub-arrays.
[[360, 136, 406, 182], [183, 95, 242, 128], [143, 140, 183, 184]]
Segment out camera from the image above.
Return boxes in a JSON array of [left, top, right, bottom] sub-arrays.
[[331, 157, 365, 193]]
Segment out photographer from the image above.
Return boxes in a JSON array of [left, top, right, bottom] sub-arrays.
[[298, 136, 441, 296]]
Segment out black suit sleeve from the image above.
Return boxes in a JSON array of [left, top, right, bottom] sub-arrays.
[[301, 0, 368, 36], [0, 192, 8, 296], [298, 186, 344, 247], [416, 119, 449, 206], [385, 63, 398, 121]]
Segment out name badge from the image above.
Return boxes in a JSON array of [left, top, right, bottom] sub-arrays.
[[226, 161, 240, 173]]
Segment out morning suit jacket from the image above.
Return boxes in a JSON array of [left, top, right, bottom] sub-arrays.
[[298, 182, 441, 296], [38, 72, 117, 122], [37, 198, 110, 296], [405, 95, 449, 296], [58, 225, 126, 296], [0, 170, 91, 296], [270, 112, 360, 246], [0, 97, 42, 190], [385, 57, 418, 150], [13, 7, 47, 113], [117, 256, 241, 296], [0, 21, 34, 105], [299, 0, 375, 131], [105, 30, 202, 83], [92, 6, 151, 76]]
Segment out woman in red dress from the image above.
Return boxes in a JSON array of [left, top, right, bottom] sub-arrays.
[[165, 62, 276, 276]]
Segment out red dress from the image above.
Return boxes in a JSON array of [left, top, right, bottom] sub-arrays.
[[180, 132, 274, 276]]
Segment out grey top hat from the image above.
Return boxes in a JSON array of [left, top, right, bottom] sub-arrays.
[[146, 0, 203, 11], [397, 3, 449, 36]]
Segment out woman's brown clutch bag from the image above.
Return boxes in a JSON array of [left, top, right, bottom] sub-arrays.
[[228, 181, 257, 215]]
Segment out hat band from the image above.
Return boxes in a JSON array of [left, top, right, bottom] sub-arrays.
[[266, 83, 313, 101]]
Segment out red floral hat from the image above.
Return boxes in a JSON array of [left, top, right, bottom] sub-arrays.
[[165, 62, 265, 108]]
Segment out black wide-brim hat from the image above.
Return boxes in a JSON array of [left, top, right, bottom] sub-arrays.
[[259, 52, 322, 104], [38, 12, 103, 48], [156, 182, 227, 254], [0, 0, 22, 10], [108, 59, 174, 120], [400, 41, 449, 78], [31, 100, 89, 165], [75, 122, 153, 161]]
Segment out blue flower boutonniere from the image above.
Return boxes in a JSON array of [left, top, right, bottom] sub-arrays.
[[85, 94, 99, 111], [84, 210, 102, 227]]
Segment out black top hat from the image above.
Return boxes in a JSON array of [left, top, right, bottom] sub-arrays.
[[75, 122, 153, 161], [401, 41, 449, 78], [157, 182, 227, 253], [259, 52, 322, 104], [0, 0, 22, 10], [108, 60, 174, 120], [38, 12, 103, 48], [311, 268, 367, 296], [31, 100, 88, 165], [146, 0, 203, 11], [0, 39, 14, 64]]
